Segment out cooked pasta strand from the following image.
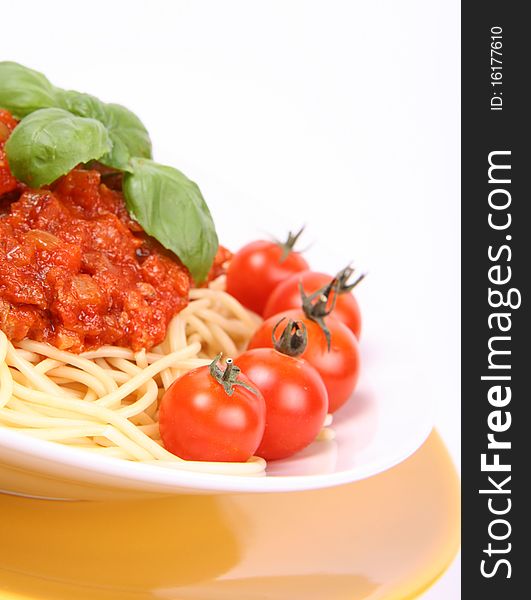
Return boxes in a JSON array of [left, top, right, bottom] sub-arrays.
[[0, 281, 271, 476]]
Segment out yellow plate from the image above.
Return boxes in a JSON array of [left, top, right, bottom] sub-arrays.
[[0, 430, 459, 600]]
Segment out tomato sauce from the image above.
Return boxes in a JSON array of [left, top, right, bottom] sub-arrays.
[[0, 110, 226, 352], [0, 110, 18, 197]]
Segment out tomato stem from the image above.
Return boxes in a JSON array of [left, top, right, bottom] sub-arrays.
[[274, 225, 305, 262], [272, 318, 308, 357], [222, 358, 235, 381], [298, 267, 365, 350], [299, 279, 340, 351], [335, 264, 366, 294], [209, 354, 259, 397]]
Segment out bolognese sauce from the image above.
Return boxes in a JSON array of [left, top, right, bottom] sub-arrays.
[[0, 109, 227, 352]]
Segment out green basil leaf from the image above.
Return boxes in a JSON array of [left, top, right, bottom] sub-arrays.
[[0, 63, 152, 172], [97, 103, 152, 171], [55, 91, 152, 171], [0, 62, 58, 118], [5, 108, 112, 187], [123, 158, 218, 284], [55, 89, 108, 122]]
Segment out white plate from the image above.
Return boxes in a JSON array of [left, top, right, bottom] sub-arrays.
[[0, 266, 433, 500], [0, 170, 435, 500]]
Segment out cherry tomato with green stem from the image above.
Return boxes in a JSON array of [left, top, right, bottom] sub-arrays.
[[225, 227, 309, 315], [236, 320, 328, 460], [249, 280, 360, 413], [264, 265, 365, 338], [159, 356, 266, 462]]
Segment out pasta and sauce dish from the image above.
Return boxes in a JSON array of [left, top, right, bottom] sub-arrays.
[[0, 63, 363, 478]]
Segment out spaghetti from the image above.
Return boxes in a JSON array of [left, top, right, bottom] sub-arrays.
[[0, 101, 335, 477], [0, 277, 268, 475]]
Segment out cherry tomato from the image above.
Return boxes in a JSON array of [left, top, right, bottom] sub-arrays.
[[159, 358, 266, 462], [264, 269, 363, 338], [226, 229, 309, 315], [236, 347, 328, 460], [249, 310, 360, 413]]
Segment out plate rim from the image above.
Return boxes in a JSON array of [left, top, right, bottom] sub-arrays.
[[0, 417, 433, 494]]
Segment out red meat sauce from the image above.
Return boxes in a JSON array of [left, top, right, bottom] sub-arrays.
[[0, 109, 229, 353]]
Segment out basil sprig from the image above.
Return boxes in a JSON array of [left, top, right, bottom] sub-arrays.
[[55, 90, 152, 170], [5, 108, 112, 188], [124, 159, 219, 284], [0, 62, 152, 171], [0, 62, 218, 284], [0, 62, 57, 117]]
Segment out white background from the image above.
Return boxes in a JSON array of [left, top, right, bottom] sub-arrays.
[[3, 0, 460, 596]]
